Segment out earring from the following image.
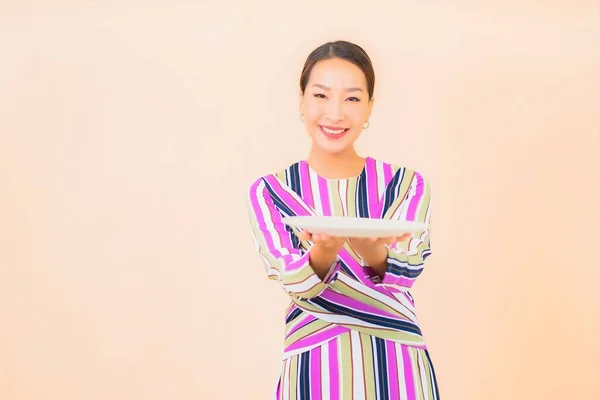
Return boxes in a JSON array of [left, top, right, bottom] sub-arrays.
[[300, 114, 305, 123], [363, 120, 370, 130]]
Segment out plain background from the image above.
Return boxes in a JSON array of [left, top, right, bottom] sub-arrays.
[[1, 1, 599, 399]]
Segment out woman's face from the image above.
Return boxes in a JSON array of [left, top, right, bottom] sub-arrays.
[[300, 58, 373, 155]]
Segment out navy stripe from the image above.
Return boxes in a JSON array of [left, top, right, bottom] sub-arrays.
[[375, 338, 389, 400], [289, 163, 302, 198], [309, 298, 422, 335], [285, 223, 301, 249], [262, 179, 297, 218], [338, 259, 361, 281], [386, 259, 424, 278], [425, 349, 441, 399], [381, 168, 404, 217], [286, 307, 303, 324], [357, 168, 370, 218], [299, 351, 310, 400]]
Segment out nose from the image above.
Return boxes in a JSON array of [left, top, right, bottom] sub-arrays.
[[325, 99, 343, 122]]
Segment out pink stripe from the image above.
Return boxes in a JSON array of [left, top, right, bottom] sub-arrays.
[[250, 180, 308, 275], [310, 345, 322, 399], [402, 345, 416, 400], [249, 180, 280, 260], [320, 289, 408, 321], [263, 175, 315, 217], [383, 275, 416, 288], [262, 189, 309, 271], [386, 342, 400, 400], [300, 161, 315, 209], [285, 314, 318, 338], [285, 325, 348, 353], [365, 157, 381, 216], [383, 163, 393, 187], [285, 304, 298, 319], [329, 339, 340, 400], [335, 251, 399, 299], [317, 175, 331, 216], [275, 376, 282, 399], [406, 173, 424, 221], [402, 291, 415, 305]]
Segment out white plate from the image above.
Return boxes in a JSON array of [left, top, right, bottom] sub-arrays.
[[282, 216, 429, 238]]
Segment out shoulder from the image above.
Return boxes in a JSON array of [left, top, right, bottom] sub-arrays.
[[371, 157, 430, 188], [247, 160, 301, 193]]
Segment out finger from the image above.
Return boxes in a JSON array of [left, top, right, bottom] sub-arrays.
[[299, 231, 310, 240]]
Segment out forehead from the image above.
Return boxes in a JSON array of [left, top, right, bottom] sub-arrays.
[[307, 58, 367, 89]]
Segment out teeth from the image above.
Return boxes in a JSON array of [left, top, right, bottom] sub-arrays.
[[322, 127, 346, 134]]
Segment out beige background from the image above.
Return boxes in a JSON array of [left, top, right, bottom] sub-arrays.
[[1, 1, 599, 399]]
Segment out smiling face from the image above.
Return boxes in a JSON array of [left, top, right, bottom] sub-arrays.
[[300, 58, 374, 156]]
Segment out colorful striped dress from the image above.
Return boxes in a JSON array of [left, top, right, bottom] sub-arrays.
[[247, 156, 439, 400]]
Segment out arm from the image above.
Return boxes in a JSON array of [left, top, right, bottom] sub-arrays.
[[246, 178, 342, 299], [381, 171, 432, 288]]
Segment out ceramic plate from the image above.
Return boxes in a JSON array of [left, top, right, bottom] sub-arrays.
[[282, 216, 429, 238]]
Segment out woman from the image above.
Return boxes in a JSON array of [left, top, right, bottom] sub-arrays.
[[247, 40, 439, 400]]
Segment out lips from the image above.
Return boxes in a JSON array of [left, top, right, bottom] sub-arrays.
[[319, 125, 349, 140]]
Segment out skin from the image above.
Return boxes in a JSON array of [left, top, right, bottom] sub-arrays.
[[297, 57, 410, 280]]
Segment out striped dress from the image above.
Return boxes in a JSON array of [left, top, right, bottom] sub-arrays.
[[247, 156, 439, 400]]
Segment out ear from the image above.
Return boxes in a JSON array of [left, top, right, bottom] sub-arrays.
[[366, 96, 375, 119], [299, 91, 305, 114]]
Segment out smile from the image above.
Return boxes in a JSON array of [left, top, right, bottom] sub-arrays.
[[319, 125, 349, 139]]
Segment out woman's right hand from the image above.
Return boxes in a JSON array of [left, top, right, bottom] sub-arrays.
[[299, 230, 346, 279], [299, 230, 346, 251]]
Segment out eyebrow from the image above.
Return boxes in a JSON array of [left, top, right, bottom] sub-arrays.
[[312, 84, 364, 93]]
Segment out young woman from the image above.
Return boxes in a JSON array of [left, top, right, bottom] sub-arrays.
[[247, 40, 439, 400]]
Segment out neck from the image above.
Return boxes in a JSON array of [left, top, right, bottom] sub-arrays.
[[306, 146, 366, 179]]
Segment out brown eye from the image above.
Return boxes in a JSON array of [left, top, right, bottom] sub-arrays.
[[347, 97, 360, 102], [314, 93, 326, 99]]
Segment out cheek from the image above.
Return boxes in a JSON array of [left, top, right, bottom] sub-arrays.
[[346, 105, 368, 121], [303, 103, 322, 122]]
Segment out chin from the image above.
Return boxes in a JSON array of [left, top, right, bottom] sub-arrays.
[[317, 142, 353, 155]]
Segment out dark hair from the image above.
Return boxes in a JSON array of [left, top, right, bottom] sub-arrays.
[[300, 40, 375, 100]]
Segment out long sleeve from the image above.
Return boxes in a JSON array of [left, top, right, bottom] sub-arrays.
[[381, 171, 432, 288], [246, 178, 340, 299]]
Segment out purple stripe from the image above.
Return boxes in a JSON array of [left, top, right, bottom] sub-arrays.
[[249, 181, 279, 260], [262, 189, 308, 270], [285, 325, 348, 353], [275, 376, 282, 399], [335, 251, 399, 299], [406, 173, 424, 221], [402, 345, 416, 400], [365, 157, 381, 217], [329, 339, 340, 400], [250, 180, 308, 274], [383, 163, 393, 187], [383, 275, 416, 288], [317, 175, 331, 216], [264, 175, 315, 217], [319, 289, 407, 321], [285, 314, 318, 338], [300, 161, 315, 209], [387, 342, 400, 400]]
